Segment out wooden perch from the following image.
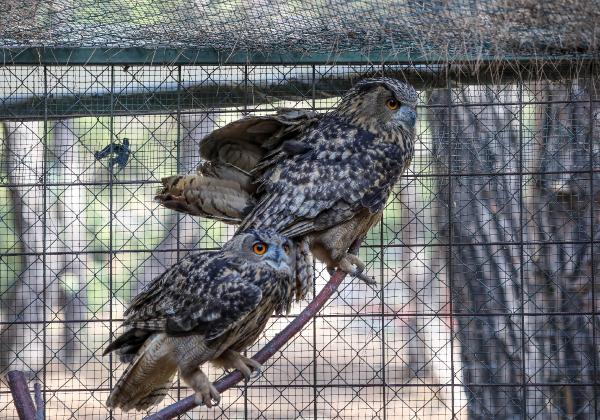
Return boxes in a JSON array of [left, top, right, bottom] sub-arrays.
[[6, 370, 44, 420], [33, 383, 44, 420], [144, 240, 363, 420]]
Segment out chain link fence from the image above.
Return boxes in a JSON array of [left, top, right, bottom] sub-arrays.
[[0, 62, 597, 419], [0, 2, 598, 418]]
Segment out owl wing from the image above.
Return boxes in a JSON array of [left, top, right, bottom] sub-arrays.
[[199, 108, 319, 172], [123, 253, 263, 341], [239, 126, 399, 238], [155, 109, 318, 219]]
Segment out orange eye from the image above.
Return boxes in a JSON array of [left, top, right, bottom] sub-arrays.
[[386, 98, 399, 110], [252, 242, 268, 255], [283, 244, 290, 255]]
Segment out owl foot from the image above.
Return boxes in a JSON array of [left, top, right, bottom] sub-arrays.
[[337, 254, 377, 286], [216, 349, 262, 381], [182, 368, 221, 407], [351, 270, 377, 285]]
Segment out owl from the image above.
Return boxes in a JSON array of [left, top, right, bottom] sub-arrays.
[[157, 77, 417, 284], [103, 230, 296, 411]]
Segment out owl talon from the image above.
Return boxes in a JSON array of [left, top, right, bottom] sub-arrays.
[[209, 385, 221, 406], [183, 368, 220, 408], [216, 350, 262, 381], [237, 356, 262, 381], [352, 270, 378, 286], [244, 358, 263, 380], [194, 384, 220, 408], [337, 254, 376, 286], [249, 365, 262, 379]]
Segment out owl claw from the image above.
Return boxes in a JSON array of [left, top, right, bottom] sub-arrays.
[[194, 384, 220, 408], [337, 254, 377, 286], [217, 350, 262, 381], [185, 368, 221, 408], [249, 366, 262, 379], [209, 386, 221, 406], [351, 270, 378, 286], [239, 357, 262, 381]]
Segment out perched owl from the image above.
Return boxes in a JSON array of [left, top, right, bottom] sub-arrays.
[[103, 230, 296, 411], [157, 78, 417, 284]]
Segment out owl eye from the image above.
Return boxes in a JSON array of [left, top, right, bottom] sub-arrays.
[[385, 98, 400, 110], [252, 242, 268, 255], [283, 243, 290, 255]]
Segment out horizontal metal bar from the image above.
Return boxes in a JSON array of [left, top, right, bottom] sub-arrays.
[[1, 168, 599, 190], [1, 97, 597, 122], [0, 383, 597, 395], [0, 47, 424, 66], [2, 311, 598, 327], [0, 47, 595, 66], [0, 179, 161, 189], [0, 59, 597, 120], [403, 168, 600, 178], [2, 237, 599, 259]]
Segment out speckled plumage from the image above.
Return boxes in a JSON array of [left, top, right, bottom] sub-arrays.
[[103, 230, 296, 412], [157, 77, 417, 284]]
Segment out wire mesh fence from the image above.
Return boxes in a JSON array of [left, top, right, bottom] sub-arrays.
[[0, 62, 598, 419]]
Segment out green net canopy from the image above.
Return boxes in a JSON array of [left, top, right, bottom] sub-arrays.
[[1, 0, 598, 63]]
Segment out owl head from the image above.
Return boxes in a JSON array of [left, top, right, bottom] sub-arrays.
[[225, 229, 293, 277], [336, 77, 418, 135]]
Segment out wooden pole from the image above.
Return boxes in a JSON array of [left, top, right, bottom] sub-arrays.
[[6, 370, 35, 420]]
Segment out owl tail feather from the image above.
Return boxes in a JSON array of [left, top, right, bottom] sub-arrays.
[[106, 334, 178, 412], [155, 173, 254, 223]]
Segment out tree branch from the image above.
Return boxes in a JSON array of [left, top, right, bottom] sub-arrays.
[[33, 383, 44, 420], [143, 240, 362, 420], [6, 370, 35, 420]]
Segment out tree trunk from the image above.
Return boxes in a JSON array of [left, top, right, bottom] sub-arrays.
[[522, 80, 599, 418], [429, 84, 528, 419], [428, 81, 600, 418], [46, 119, 92, 366], [0, 121, 48, 375], [0, 119, 98, 373]]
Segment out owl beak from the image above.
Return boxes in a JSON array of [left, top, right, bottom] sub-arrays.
[[267, 251, 292, 276], [394, 105, 417, 132]]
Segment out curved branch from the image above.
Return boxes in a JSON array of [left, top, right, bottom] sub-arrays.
[[143, 241, 362, 420], [6, 370, 35, 420]]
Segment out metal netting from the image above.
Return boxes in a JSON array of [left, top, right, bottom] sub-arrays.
[[0, 62, 597, 419], [0, 3, 599, 417], [0, 1, 598, 61]]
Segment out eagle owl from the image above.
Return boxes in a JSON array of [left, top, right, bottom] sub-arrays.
[[157, 77, 417, 284], [103, 230, 296, 411]]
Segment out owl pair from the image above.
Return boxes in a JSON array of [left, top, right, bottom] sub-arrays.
[[104, 78, 418, 411]]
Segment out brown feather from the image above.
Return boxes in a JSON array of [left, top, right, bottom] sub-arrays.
[[157, 79, 417, 285], [156, 174, 253, 222], [104, 231, 297, 412], [106, 334, 178, 412]]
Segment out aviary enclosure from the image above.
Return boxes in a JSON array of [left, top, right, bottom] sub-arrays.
[[0, 1, 598, 419]]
